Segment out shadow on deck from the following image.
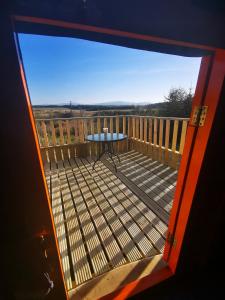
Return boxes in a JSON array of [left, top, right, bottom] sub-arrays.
[[44, 150, 177, 299]]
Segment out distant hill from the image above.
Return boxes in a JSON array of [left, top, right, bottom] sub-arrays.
[[94, 101, 150, 106], [33, 100, 164, 109]]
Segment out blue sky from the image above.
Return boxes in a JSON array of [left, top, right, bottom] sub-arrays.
[[19, 34, 201, 105]]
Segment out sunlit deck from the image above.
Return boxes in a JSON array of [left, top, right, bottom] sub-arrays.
[[44, 150, 177, 298], [36, 114, 187, 298]]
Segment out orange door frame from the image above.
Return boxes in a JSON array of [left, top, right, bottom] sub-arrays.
[[12, 15, 225, 299]]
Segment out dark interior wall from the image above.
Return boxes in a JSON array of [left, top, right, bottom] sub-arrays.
[[9, 0, 225, 47], [1, 14, 67, 300], [8, 0, 225, 56]]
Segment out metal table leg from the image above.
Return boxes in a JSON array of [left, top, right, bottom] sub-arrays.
[[92, 140, 122, 172]]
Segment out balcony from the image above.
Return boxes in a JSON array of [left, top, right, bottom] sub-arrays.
[[36, 115, 188, 299]]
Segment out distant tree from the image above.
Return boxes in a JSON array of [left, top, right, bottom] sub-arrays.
[[163, 87, 193, 117]]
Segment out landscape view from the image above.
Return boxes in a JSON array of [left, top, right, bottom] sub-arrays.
[[19, 34, 201, 121], [33, 86, 193, 120]]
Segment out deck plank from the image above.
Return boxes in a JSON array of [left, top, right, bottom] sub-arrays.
[[58, 167, 92, 286], [71, 158, 127, 268], [79, 158, 143, 262], [103, 159, 170, 225], [46, 151, 176, 289], [109, 151, 177, 213], [97, 162, 166, 253], [87, 158, 157, 257], [118, 151, 176, 192], [68, 159, 110, 276], [51, 173, 73, 290]]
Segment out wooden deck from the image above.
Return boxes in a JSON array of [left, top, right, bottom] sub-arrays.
[[44, 150, 177, 298]]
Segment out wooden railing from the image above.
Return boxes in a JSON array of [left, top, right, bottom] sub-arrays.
[[36, 115, 189, 169]]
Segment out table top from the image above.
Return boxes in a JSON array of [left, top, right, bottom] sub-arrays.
[[86, 133, 127, 142]]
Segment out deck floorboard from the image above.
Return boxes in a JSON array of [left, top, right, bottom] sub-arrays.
[[45, 151, 177, 289]]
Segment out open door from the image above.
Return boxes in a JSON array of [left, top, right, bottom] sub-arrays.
[[4, 12, 225, 300], [166, 50, 225, 272]]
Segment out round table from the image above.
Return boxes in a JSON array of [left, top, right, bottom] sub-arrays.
[[85, 133, 127, 172]]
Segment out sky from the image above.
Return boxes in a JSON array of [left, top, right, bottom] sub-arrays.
[[19, 34, 201, 105]]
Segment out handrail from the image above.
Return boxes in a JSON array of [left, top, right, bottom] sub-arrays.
[[35, 115, 190, 122]]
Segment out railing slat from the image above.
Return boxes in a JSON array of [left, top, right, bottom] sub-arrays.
[[40, 148, 48, 164], [179, 120, 188, 154], [172, 120, 179, 151], [41, 121, 49, 147], [159, 119, 164, 147], [159, 119, 164, 162], [36, 121, 43, 146], [144, 117, 147, 143], [104, 117, 107, 129], [90, 119, 94, 134], [123, 116, 126, 135], [153, 118, 158, 145], [50, 120, 57, 146], [132, 117, 136, 138], [58, 120, 64, 145], [97, 117, 101, 134], [66, 120, 71, 144], [135, 117, 139, 139], [74, 119, 78, 142], [165, 120, 170, 149], [48, 147, 55, 162], [116, 115, 119, 133], [139, 117, 143, 141], [83, 120, 88, 141], [110, 117, 113, 133], [149, 118, 152, 144], [128, 117, 132, 138], [164, 120, 171, 165], [79, 119, 84, 142]]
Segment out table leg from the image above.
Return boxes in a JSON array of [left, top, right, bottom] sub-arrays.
[[108, 142, 118, 172], [92, 142, 103, 170], [111, 142, 121, 163]]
